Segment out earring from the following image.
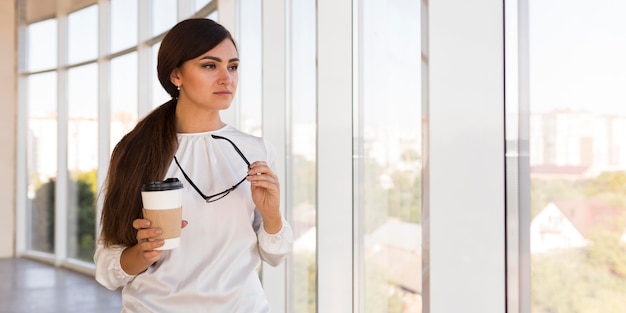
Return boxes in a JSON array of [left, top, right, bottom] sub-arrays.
[[176, 85, 180, 91]]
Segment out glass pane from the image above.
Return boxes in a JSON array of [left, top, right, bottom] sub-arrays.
[[111, 52, 139, 152], [152, 42, 170, 108], [68, 5, 98, 64], [358, 0, 422, 312], [152, 0, 177, 37], [26, 19, 57, 72], [27, 72, 58, 254], [529, 1, 626, 312], [67, 64, 98, 262], [289, 0, 317, 312], [111, 0, 138, 52], [239, 1, 262, 135]]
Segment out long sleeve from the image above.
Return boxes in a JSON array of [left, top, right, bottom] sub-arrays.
[[93, 241, 136, 290], [251, 137, 293, 266], [254, 214, 294, 266]]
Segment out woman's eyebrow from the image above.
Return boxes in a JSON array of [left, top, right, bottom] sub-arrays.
[[200, 56, 240, 63]]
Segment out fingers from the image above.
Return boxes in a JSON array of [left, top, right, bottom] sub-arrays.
[[132, 218, 151, 230], [246, 162, 281, 215], [246, 161, 278, 186], [247, 161, 274, 176], [138, 239, 165, 256], [133, 218, 164, 251]]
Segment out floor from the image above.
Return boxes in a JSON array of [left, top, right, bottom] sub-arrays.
[[0, 257, 122, 313]]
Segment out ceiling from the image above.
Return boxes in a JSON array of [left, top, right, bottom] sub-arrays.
[[24, 0, 96, 23]]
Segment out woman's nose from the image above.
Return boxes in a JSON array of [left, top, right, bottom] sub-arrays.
[[218, 69, 232, 85]]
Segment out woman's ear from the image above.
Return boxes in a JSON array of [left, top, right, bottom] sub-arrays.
[[170, 68, 181, 87]]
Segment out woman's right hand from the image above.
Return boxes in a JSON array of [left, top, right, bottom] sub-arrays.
[[133, 218, 165, 264], [119, 219, 163, 275], [120, 219, 188, 275]]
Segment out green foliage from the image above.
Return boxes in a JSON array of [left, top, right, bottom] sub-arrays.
[[583, 171, 626, 208], [70, 169, 97, 261], [361, 158, 390, 233], [532, 249, 626, 313], [585, 171, 626, 195], [531, 172, 626, 313], [585, 216, 626, 278], [531, 172, 626, 218], [291, 154, 421, 312], [530, 179, 586, 218], [361, 157, 421, 233], [31, 169, 97, 262], [292, 253, 316, 313], [364, 261, 404, 313], [292, 155, 316, 206], [387, 170, 421, 224], [32, 178, 55, 252]]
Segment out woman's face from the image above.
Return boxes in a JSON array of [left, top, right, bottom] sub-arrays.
[[171, 39, 239, 112]]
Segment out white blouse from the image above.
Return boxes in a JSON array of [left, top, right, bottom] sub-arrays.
[[94, 125, 293, 313]]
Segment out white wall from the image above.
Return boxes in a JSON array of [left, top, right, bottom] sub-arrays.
[[423, 0, 506, 312], [0, 0, 17, 258]]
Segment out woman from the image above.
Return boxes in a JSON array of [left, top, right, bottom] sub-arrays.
[[94, 18, 293, 312]]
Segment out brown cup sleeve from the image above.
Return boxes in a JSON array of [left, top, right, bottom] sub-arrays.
[[142, 207, 182, 239]]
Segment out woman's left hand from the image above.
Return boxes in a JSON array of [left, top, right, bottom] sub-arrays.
[[247, 161, 282, 233]]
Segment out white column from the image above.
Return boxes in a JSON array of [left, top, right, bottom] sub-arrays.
[[422, 0, 506, 312], [316, 0, 353, 312], [137, 0, 153, 117], [96, 0, 112, 247], [261, 0, 288, 312], [54, 3, 69, 266]]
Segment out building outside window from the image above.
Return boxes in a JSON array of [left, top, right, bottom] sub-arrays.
[[527, 0, 626, 311]]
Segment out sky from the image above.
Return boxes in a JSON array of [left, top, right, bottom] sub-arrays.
[[529, 0, 626, 116]]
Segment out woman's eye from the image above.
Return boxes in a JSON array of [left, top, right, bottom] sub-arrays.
[[228, 64, 239, 71], [203, 63, 216, 69]]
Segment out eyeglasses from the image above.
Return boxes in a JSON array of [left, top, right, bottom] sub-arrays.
[[174, 134, 251, 203]]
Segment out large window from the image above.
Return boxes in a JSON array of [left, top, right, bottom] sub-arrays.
[[528, 0, 626, 311], [110, 52, 139, 153], [65, 6, 100, 262], [66, 64, 98, 262], [289, 0, 317, 311], [25, 19, 58, 255], [26, 19, 57, 71], [152, 0, 177, 37], [18, 0, 516, 313], [19, 2, 177, 267], [356, 0, 421, 312], [26, 71, 58, 255], [68, 5, 97, 64], [111, 0, 138, 53], [238, 0, 262, 135]]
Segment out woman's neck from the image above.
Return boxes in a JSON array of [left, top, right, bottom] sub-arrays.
[[175, 102, 225, 133]]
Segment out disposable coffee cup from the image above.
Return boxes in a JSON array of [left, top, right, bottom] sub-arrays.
[[141, 178, 183, 250]]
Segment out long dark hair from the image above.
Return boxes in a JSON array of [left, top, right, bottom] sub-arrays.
[[100, 18, 236, 247]]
